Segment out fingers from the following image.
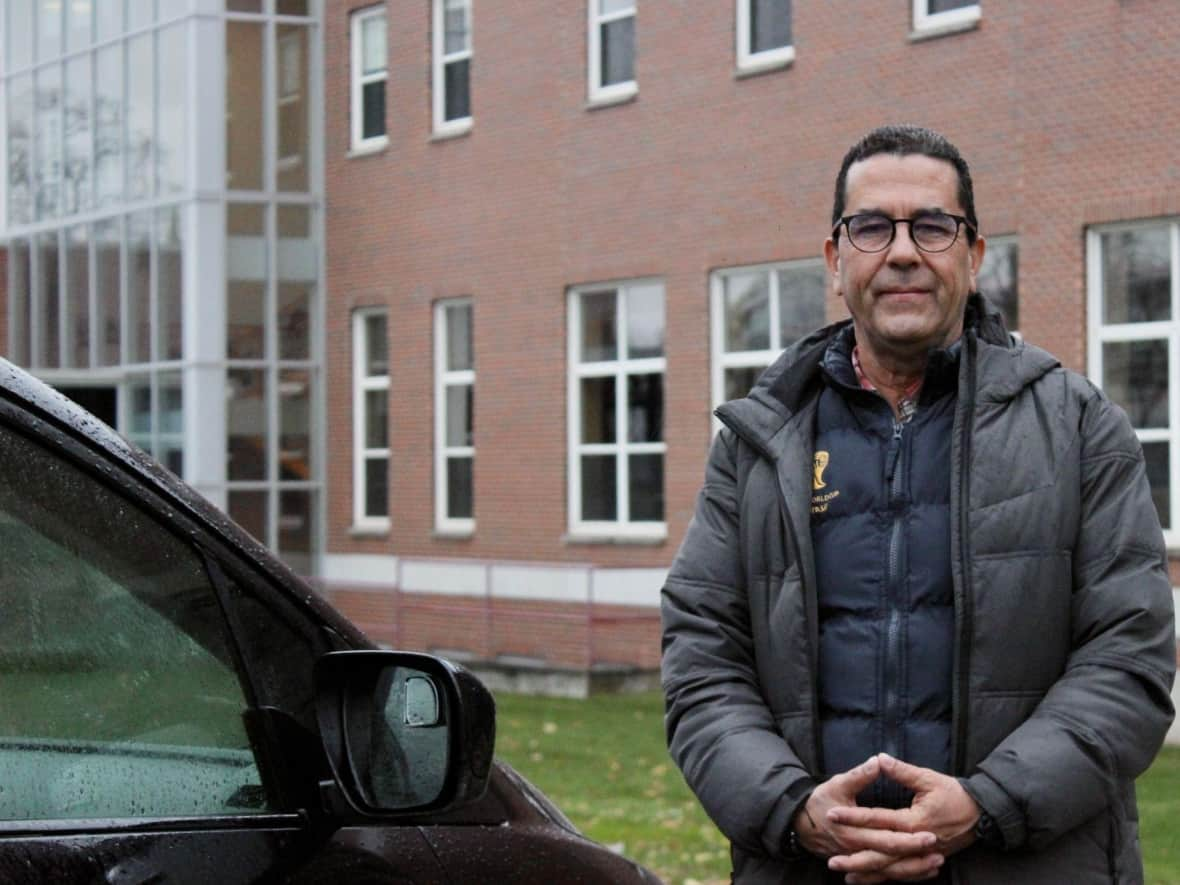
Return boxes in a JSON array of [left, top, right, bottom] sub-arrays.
[[828, 822, 936, 856], [876, 752, 935, 791], [831, 756, 881, 796], [831, 849, 945, 884], [828, 805, 918, 832]]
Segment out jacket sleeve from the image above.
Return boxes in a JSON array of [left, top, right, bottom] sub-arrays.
[[661, 429, 817, 859], [964, 390, 1177, 851]]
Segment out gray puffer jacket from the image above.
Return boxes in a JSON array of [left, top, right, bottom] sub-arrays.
[[661, 296, 1176, 884]]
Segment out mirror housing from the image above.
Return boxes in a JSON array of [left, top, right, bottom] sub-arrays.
[[314, 650, 495, 816]]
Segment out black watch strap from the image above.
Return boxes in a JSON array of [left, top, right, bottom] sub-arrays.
[[782, 826, 809, 859], [974, 809, 1004, 849]]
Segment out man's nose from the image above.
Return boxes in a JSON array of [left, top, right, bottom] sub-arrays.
[[886, 222, 921, 265]]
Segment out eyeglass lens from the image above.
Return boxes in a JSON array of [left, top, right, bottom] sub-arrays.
[[847, 214, 961, 252]]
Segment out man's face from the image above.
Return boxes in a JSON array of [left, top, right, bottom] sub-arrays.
[[824, 153, 985, 363]]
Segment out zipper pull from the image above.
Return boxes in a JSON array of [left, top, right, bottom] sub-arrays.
[[885, 422, 904, 483]]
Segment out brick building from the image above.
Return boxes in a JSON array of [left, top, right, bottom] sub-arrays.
[[2, 1, 1178, 691], [320, 0, 1180, 685]]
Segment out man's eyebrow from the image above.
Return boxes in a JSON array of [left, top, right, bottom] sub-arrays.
[[851, 206, 951, 217]]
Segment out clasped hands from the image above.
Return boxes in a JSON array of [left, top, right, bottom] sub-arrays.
[[793, 753, 979, 884]]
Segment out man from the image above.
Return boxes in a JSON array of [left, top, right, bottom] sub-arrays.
[[661, 125, 1176, 884]]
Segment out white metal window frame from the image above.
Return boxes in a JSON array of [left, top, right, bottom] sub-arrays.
[[567, 279, 666, 539], [735, 0, 794, 74], [352, 308, 390, 531], [976, 233, 1020, 338], [349, 5, 388, 153], [709, 258, 825, 417], [434, 298, 475, 534], [587, 0, 637, 105], [1086, 218, 1180, 549], [912, 0, 981, 35], [432, 0, 473, 137]]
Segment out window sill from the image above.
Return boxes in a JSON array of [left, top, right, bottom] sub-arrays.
[[563, 530, 667, 547], [347, 138, 389, 159], [736, 47, 796, 79], [432, 119, 473, 141], [586, 84, 638, 111], [349, 522, 390, 538], [908, 13, 981, 43], [432, 527, 475, 540]]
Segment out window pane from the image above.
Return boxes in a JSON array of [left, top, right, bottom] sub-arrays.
[[580, 291, 617, 362], [446, 303, 473, 371], [35, 64, 62, 219], [128, 375, 151, 438], [725, 271, 770, 352], [157, 24, 187, 196], [446, 384, 473, 447], [95, 1, 123, 43], [628, 373, 663, 442], [1142, 442, 1170, 531], [9, 239, 32, 366], [362, 14, 387, 73], [626, 283, 664, 358], [365, 389, 389, 448], [629, 453, 664, 522], [94, 218, 120, 366], [228, 490, 268, 545], [599, 0, 634, 15], [227, 369, 268, 481], [159, 373, 184, 475], [226, 22, 263, 190], [443, 0, 470, 54], [447, 457, 474, 519], [929, 0, 975, 11], [277, 204, 314, 359], [278, 284, 311, 360], [277, 0, 310, 14], [227, 204, 266, 360], [1102, 340, 1168, 429], [444, 58, 471, 121], [778, 265, 827, 346], [65, 224, 89, 369], [725, 366, 763, 402], [581, 377, 616, 443], [364, 457, 389, 518], [126, 0, 155, 30], [278, 490, 313, 576], [0, 424, 267, 821], [127, 212, 151, 363], [37, 0, 62, 62], [365, 314, 388, 376], [95, 46, 122, 207], [581, 455, 617, 521], [279, 370, 311, 481], [276, 25, 308, 192], [7, 75, 33, 224], [751, 0, 792, 53], [158, 207, 184, 361], [362, 80, 386, 140], [977, 241, 1019, 331], [601, 17, 635, 86], [64, 55, 91, 214], [126, 34, 153, 200], [1101, 228, 1171, 324], [35, 231, 60, 369], [8, 1, 33, 71]]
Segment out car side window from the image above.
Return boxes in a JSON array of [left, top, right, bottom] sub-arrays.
[[0, 421, 273, 821]]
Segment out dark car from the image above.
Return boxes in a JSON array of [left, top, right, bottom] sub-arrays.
[[0, 358, 660, 884]]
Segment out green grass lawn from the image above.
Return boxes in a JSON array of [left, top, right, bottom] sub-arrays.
[[495, 691, 1180, 885]]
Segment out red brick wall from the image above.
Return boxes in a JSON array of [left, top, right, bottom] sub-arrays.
[[323, 1, 1180, 579]]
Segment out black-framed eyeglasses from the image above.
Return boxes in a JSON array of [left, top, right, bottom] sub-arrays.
[[832, 212, 976, 253]]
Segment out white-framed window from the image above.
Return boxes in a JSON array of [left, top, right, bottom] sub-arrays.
[[568, 280, 665, 537], [588, 0, 637, 105], [350, 5, 388, 152], [736, 0, 794, 73], [352, 309, 390, 530], [435, 300, 475, 532], [710, 259, 826, 411], [976, 236, 1019, 334], [1087, 219, 1178, 546], [912, 0, 981, 35], [433, 0, 473, 136], [277, 30, 304, 172]]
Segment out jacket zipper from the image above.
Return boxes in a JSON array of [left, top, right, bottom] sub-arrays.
[[883, 420, 906, 804], [952, 333, 976, 776]]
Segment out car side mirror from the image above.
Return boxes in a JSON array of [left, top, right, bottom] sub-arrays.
[[314, 650, 495, 816]]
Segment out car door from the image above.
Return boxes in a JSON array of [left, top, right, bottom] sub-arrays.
[[0, 399, 445, 884]]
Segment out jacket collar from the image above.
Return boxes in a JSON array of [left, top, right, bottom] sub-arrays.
[[716, 293, 1060, 455]]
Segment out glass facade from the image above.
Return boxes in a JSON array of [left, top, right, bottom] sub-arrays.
[[1, 1, 323, 574]]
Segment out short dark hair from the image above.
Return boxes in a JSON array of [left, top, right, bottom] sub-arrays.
[[831, 125, 978, 243]]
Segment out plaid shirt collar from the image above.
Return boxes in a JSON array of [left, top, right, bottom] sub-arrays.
[[852, 345, 923, 423]]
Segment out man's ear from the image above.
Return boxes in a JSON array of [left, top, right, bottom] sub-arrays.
[[823, 237, 842, 298], [968, 234, 986, 290]]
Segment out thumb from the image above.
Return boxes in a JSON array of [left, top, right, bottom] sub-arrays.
[[877, 753, 936, 791]]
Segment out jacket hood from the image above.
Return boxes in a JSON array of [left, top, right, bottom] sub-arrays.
[[716, 293, 1061, 454]]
